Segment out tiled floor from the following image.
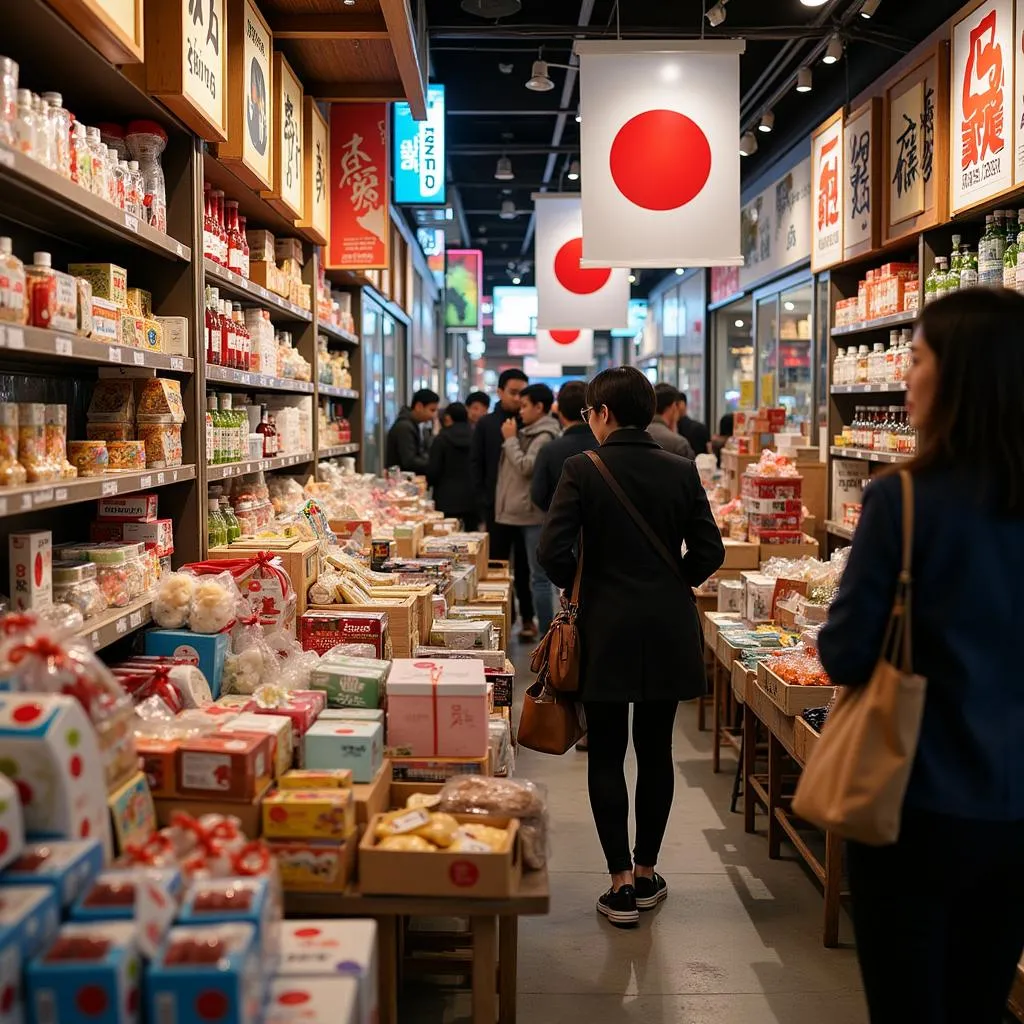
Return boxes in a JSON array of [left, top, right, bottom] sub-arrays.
[[404, 655, 868, 1023]]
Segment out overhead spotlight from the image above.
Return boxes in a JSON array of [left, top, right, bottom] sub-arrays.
[[499, 199, 517, 220], [823, 34, 843, 65], [567, 159, 580, 181], [342, 0, 356, 5], [784, 301, 795, 311], [796, 66, 813, 92], [705, 0, 727, 27], [498, 63, 514, 74], [526, 60, 554, 92], [674, 267, 685, 275], [494, 156, 514, 181], [575, 110, 581, 123], [511, 276, 522, 285], [628, 274, 636, 284], [734, 319, 745, 328], [799, 0, 828, 6], [860, 0, 881, 16], [758, 110, 774, 134], [740, 131, 758, 157]]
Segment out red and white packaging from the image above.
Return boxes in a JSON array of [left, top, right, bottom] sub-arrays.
[[9, 531, 52, 611], [96, 494, 158, 522], [264, 977, 359, 1024], [123, 519, 174, 557]]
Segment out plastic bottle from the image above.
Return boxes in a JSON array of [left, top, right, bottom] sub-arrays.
[[0, 237, 26, 325], [41, 92, 70, 178], [232, 302, 250, 371], [108, 149, 125, 208], [126, 121, 168, 233], [869, 343, 885, 384], [34, 95, 54, 170], [961, 249, 979, 289], [85, 127, 107, 198], [13, 89, 35, 156], [219, 497, 241, 544], [207, 498, 228, 549], [979, 215, 1000, 285], [226, 200, 244, 274], [127, 160, 144, 218], [0, 57, 17, 147]]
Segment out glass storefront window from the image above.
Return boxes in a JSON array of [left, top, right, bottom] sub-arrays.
[[362, 302, 382, 474], [713, 297, 753, 423], [756, 295, 778, 407], [778, 284, 813, 431]]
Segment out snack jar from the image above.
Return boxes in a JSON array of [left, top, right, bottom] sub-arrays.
[[122, 556, 147, 599], [106, 440, 147, 473], [234, 500, 258, 537], [137, 417, 183, 469], [0, 402, 27, 487], [53, 560, 108, 620], [18, 402, 57, 482], [94, 562, 131, 608], [44, 404, 77, 479], [67, 440, 110, 478]]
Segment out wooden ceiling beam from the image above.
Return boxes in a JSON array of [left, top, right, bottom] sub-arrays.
[[270, 14, 389, 40], [305, 80, 406, 102], [380, 0, 427, 119]]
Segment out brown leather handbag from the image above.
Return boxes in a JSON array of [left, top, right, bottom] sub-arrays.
[[528, 544, 583, 693], [517, 671, 587, 754]]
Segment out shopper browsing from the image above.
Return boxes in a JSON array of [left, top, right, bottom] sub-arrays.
[[676, 391, 711, 456], [385, 389, 439, 474], [530, 381, 597, 513], [538, 367, 724, 927], [649, 383, 696, 459], [426, 403, 477, 530], [466, 391, 491, 426], [495, 383, 560, 640], [818, 288, 1024, 1024]]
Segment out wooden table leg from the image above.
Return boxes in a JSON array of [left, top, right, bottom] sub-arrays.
[[712, 660, 722, 773], [377, 915, 400, 1024], [498, 916, 518, 1023], [471, 915, 498, 1024], [823, 830, 843, 948], [767, 734, 783, 859], [743, 706, 757, 833], [697, 693, 707, 731]]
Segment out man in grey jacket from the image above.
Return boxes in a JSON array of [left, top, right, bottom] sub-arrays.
[[649, 383, 696, 459], [496, 383, 561, 639]]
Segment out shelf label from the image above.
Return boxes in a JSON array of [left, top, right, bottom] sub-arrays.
[[170, 357, 184, 371], [140, 475, 152, 488], [6, 328, 23, 350], [101, 480, 118, 496], [55, 336, 72, 356], [116, 616, 128, 635], [55, 488, 67, 502], [0, 148, 14, 169], [133, 351, 145, 366], [108, 346, 122, 363], [157, 473, 166, 485], [20, 494, 32, 511], [33, 489, 53, 506], [90, 631, 100, 649], [175, 242, 185, 259], [129, 610, 143, 628], [0, 497, 6, 515], [124, 214, 139, 233]]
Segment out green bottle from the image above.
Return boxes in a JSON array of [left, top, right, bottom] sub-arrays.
[[219, 497, 241, 543], [1004, 212, 1020, 290], [207, 498, 228, 548], [924, 257, 943, 304]]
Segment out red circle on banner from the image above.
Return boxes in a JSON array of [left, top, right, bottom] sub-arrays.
[[549, 331, 581, 345], [609, 110, 711, 210], [76, 986, 107, 1016], [553, 237, 611, 294]]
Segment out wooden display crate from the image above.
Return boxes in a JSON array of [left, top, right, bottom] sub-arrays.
[[731, 661, 754, 707], [757, 662, 836, 716], [721, 449, 760, 499], [793, 716, 820, 767], [309, 595, 419, 657], [747, 673, 796, 753]]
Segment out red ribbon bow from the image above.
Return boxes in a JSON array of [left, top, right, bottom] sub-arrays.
[[182, 553, 292, 598]]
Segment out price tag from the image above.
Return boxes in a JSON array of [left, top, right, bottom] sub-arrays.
[[0, 497, 6, 515], [124, 214, 139, 233], [244, 463, 252, 474], [157, 473, 166, 485], [172, 470, 179, 481], [33, 489, 53, 506], [115, 616, 128, 635], [7, 328, 23, 350], [129, 610, 143, 628], [55, 336, 72, 356], [101, 480, 118, 496], [90, 631, 100, 649], [175, 242, 185, 259], [170, 357, 184, 371], [55, 488, 67, 502], [108, 346, 122, 363], [20, 494, 32, 511], [0, 148, 14, 169], [140, 475, 152, 488], [133, 351, 145, 366]]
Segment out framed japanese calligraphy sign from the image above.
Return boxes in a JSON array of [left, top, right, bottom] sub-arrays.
[[263, 52, 304, 222], [44, 0, 144, 63], [884, 43, 949, 244], [298, 98, 330, 246], [327, 104, 390, 271], [1014, 0, 1024, 182], [217, 0, 272, 191], [844, 99, 882, 260], [951, 0, 1014, 214], [811, 110, 844, 272]]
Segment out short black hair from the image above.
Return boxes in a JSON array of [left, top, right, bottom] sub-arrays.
[[444, 402, 468, 424], [678, 392, 688, 405], [411, 388, 440, 407], [556, 380, 587, 423], [498, 369, 528, 390], [654, 382, 680, 415], [465, 391, 490, 409], [719, 413, 734, 437], [520, 383, 554, 413], [586, 366, 655, 430]]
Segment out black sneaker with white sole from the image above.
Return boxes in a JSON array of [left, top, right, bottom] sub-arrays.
[[634, 873, 668, 910], [597, 885, 639, 927]]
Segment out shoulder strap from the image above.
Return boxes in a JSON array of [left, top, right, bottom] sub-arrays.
[[584, 450, 686, 585], [898, 469, 915, 671], [568, 541, 584, 606]]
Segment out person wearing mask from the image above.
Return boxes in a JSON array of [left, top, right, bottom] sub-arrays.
[[426, 403, 477, 529], [531, 381, 597, 513], [677, 392, 711, 456], [495, 383, 560, 641], [466, 391, 491, 426], [649, 383, 696, 459], [471, 369, 533, 631], [538, 367, 724, 926], [385, 389, 439, 473], [818, 289, 1024, 1023]]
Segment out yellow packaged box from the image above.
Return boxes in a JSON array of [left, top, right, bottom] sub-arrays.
[[68, 263, 127, 308], [266, 836, 355, 893], [279, 769, 353, 790], [126, 287, 152, 318], [262, 788, 356, 840]]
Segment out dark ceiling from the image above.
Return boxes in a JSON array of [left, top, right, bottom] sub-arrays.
[[423, 0, 966, 292]]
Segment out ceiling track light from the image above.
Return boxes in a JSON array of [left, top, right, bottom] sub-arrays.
[[705, 0, 727, 28], [739, 131, 758, 157], [494, 155, 514, 181], [566, 159, 580, 181], [499, 199, 517, 220], [758, 110, 774, 133], [526, 58, 554, 92], [796, 66, 813, 93], [822, 34, 844, 65], [799, 0, 829, 6], [575, 110, 581, 123], [860, 0, 881, 16]]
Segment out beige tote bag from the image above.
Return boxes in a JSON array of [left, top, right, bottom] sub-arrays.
[[792, 471, 927, 846]]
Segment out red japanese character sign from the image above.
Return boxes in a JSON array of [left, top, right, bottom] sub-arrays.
[[811, 111, 844, 271]]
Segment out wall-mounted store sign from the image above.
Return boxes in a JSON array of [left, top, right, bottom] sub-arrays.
[[218, 0, 272, 190], [261, 52, 304, 222], [843, 99, 881, 259], [46, 0, 144, 63], [298, 98, 330, 246], [327, 104, 390, 270], [811, 111, 844, 271], [394, 84, 447, 205]]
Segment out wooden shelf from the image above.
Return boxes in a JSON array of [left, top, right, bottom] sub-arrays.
[[829, 446, 912, 464], [0, 465, 195, 519], [830, 311, 917, 337], [318, 322, 360, 346], [825, 520, 855, 540], [318, 384, 360, 400], [0, 144, 191, 262], [830, 381, 907, 394], [205, 259, 313, 323], [0, 324, 192, 373], [206, 452, 315, 481], [317, 443, 360, 458], [78, 595, 153, 653], [206, 364, 314, 393]]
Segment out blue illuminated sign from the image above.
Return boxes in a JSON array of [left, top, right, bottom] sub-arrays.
[[611, 299, 649, 338], [394, 85, 446, 205]]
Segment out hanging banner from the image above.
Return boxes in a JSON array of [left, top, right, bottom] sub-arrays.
[[263, 52, 304, 222], [536, 329, 594, 366], [844, 99, 881, 259], [532, 194, 630, 330], [445, 250, 483, 330], [1016, 0, 1024, 181], [327, 104, 389, 270], [811, 111, 844, 272], [575, 40, 745, 269], [299, 98, 329, 245], [394, 84, 447, 205], [951, 0, 1013, 214]]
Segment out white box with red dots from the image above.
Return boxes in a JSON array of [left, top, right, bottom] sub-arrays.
[[2, 840, 103, 910], [264, 977, 358, 1024], [8, 532, 52, 612], [0, 776, 25, 872], [0, 695, 111, 859], [278, 920, 377, 1024]]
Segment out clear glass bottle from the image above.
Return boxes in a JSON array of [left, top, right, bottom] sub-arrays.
[[126, 160, 143, 218], [869, 342, 885, 384], [855, 344, 869, 384], [217, 393, 236, 463], [210, 190, 227, 266], [232, 303, 250, 371], [937, 257, 951, 298], [961, 248, 979, 289], [86, 127, 107, 197], [126, 121, 168, 233], [256, 405, 273, 457], [238, 215, 251, 277], [0, 237, 26, 325], [13, 89, 35, 157], [205, 286, 220, 365], [219, 497, 241, 544], [0, 58, 17, 147], [41, 93, 70, 178], [34, 94, 54, 170], [109, 149, 125, 209], [207, 498, 228, 549], [979, 215, 1000, 285], [205, 394, 216, 465]]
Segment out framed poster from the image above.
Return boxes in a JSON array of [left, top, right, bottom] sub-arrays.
[[811, 110, 844, 272], [327, 104, 390, 270], [1014, 0, 1024, 182], [218, 0, 272, 190], [260, 52, 304, 222], [445, 250, 483, 330], [950, 0, 1014, 214], [44, 0, 144, 63], [298, 98, 330, 246], [844, 98, 882, 259]]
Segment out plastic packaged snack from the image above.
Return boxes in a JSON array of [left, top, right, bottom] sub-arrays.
[[152, 572, 196, 629], [18, 402, 55, 482], [0, 402, 27, 486], [187, 571, 241, 634], [52, 560, 108, 620]]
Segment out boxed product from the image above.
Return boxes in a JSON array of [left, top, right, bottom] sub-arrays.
[[0, 885, 60, 960], [96, 495, 158, 522], [154, 316, 188, 356], [90, 297, 121, 343], [252, 691, 323, 747], [67, 264, 127, 307], [278, 769, 352, 790], [246, 230, 275, 262], [145, 630, 229, 698], [218, 712, 294, 779], [205, 542, 317, 624], [133, 738, 179, 798], [265, 977, 358, 1024], [0, 776, 25, 872], [485, 663, 514, 708], [316, 709, 384, 726], [266, 839, 354, 895], [148, 924, 262, 1024], [126, 288, 151, 318], [9, 531, 52, 611], [106, 771, 156, 855], [122, 519, 173, 557], [175, 733, 273, 802], [0, 696, 109, 853], [70, 868, 181, 922], [303, 722, 383, 784], [413, 647, 508, 672], [215, 695, 256, 712], [262, 789, 355, 840], [278, 920, 376, 1024], [27, 921, 139, 1024], [28, 265, 77, 332], [742, 571, 778, 624], [307, 656, 390, 710], [390, 755, 490, 783], [274, 238, 304, 266], [299, 611, 389, 658], [717, 578, 744, 613], [427, 619, 494, 651], [3, 840, 104, 908], [386, 659, 489, 758], [152, 792, 263, 840], [177, 877, 278, 967], [136, 378, 185, 422]]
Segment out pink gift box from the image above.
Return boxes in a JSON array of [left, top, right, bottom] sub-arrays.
[[253, 690, 326, 745], [386, 659, 489, 758]]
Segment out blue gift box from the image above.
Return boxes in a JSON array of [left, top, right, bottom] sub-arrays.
[[176, 878, 278, 971], [1, 840, 103, 909], [143, 631, 228, 698], [0, 885, 59, 962], [70, 869, 182, 923]]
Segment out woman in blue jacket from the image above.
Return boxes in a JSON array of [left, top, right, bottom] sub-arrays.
[[819, 288, 1024, 1023]]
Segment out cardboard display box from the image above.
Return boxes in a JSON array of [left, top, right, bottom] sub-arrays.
[[756, 662, 836, 717], [309, 596, 419, 657], [207, 539, 320, 616], [721, 539, 760, 571], [352, 760, 391, 826]]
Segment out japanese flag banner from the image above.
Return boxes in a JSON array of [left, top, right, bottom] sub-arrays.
[[536, 329, 594, 366], [575, 40, 745, 269], [533, 194, 630, 330]]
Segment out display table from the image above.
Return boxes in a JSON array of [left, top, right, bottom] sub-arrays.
[[695, 591, 718, 730], [284, 868, 550, 1024], [711, 624, 745, 772]]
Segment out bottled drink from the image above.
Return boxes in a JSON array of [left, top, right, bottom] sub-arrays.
[[205, 394, 215, 464], [34, 95, 54, 170], [218, 393, 236, 463], [936, 257, 951, 298], [979, 215, 1002, 285], [205, 287, 219, 365], [226, 201, 244, 274], [869, 343, 885, 384], [219, 497, 241, 544], [1016, 213, 1024, 295], [1005, 212, 1020, 290], [13, 89, 35, 156], [885, 331, 898, 383], [832, 347, 843, 387], [0, 237, 27, 325], [232, 302, 250, 371], [207, 498, 228, 548], [855, 345, 869, 384], [203, 185, 214, 262], [256, 404, 274, 457], [41, 92, 70, 178], [961, 249, 979, 288], [238, 216, 251, 278], [924, 257, 943, 303]]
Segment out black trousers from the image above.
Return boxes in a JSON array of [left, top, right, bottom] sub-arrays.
[[487, 518, 534, 625], [583, 701, 678, 874], [848, 808, 1024, 1024]]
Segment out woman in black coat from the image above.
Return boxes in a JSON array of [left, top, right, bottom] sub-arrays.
[[426, 403, 477, 528], [538, 367, 724, 927]]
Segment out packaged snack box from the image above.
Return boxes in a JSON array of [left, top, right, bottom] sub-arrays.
[[307, 656, 390, 710], [0, 885, 60, 960], [70, 868, 181, 922], [218, 712, 294, 779], [9, 531, 52, 612], [133, 738, 178, 798], [175, 734, 272, 803], [2, 839, 104, 909], [278, 769, 352, 790], [262, 789, 355, 841], [106, 772, 155, 855], [177, 877, 278, 970], [144, 630, 228, 698], [264, 977, 359, 1024], [303, 723, 383, 784], [265, 839, 352, 895], [299, 611, 389, 658], [67, 264, 127, 308]]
